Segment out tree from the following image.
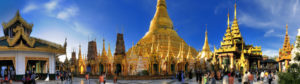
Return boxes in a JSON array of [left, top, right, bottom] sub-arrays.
[[278, 52, 300, 84]]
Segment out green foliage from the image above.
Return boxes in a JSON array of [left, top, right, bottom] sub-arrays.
[[279, 53, 300, 84], [295, 53, 300, 61], [297, 36, 300, 48], [278, 71, 300, 84]]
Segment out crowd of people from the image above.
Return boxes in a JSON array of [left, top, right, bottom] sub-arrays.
[[21, 71, 38, 84], [175, 69, 279, 84], [0, 68, 15, 84], [56, 71, 72, 83]]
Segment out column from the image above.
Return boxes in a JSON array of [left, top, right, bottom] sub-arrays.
[[258, 60, 260, 69], [230, 56, 234, 70], [279, 62, 281, 72], [285, 60, 289, 72], [219, 56, 223, 69]]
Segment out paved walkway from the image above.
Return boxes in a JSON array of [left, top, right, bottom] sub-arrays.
[[7, 77, 278, 84]]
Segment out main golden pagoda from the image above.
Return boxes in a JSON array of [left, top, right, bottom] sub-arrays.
[[215, 3, 262, 74], [127, 0, 197, 75], [277, 24, 293, 72]]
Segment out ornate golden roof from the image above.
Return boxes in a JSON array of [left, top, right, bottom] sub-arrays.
[[278, 24, 293, 61], [2, 10, 33, 33], [221, 11, 234, 47], [0, 10, 65, 54], [231, 3, 242, 39]]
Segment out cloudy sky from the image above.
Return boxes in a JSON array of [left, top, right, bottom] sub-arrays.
[[0, 0, 299, 61]]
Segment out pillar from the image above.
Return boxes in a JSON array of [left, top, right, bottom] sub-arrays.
[[219, 56, 223, 69], [230, 56, 234, 70], [285, 60, 289, 72], [258, 60, 260, 69], [278, 62, 282, 72]]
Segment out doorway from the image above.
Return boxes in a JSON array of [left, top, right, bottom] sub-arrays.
[[26, 60, 47, 73]]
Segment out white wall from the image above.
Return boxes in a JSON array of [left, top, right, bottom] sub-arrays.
[[0, 51, 56, 75]]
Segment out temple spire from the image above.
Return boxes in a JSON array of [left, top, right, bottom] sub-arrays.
[[130, 42, 136, 57], [78, 45, 82, 60], [234, 3, 237, 20], [286, 24, 288, 35], [227, 9, 230, 29], [202, 25, 210, 52], [231, 1, 242, 39], [283, 24, 291, 50], [149, 0, 174, 32], [101, 38, 107, 57]]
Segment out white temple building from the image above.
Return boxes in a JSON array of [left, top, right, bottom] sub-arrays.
[[0, 11, 66, 80]]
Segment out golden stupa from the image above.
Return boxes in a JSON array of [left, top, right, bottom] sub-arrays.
[[127, 0, 197, 59]]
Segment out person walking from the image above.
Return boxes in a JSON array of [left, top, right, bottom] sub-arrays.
[[31, 72, 36, 84], [181, 71, 185, 83], [202, 73, 208, 84], [242, 71, 249, 84], [113, 74, 118, 84], [222, 72, 229, 84], [228, 72, 234, 84], [248, 72, 254, 84], [196, 70, 199, 83], [268, 72, 273, 84], [199, 70, 202, 83], [189, 70, 193, 79], [99, 73, 104, 84], [210, 72, 216, 84]]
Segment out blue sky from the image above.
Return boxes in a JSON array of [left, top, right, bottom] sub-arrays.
[[0, 0, 299, 62]]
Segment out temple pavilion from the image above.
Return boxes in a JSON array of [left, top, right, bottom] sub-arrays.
[[215, 3, 262, 74], [277, 24, 294, 72], [0, 11, 66, 80]]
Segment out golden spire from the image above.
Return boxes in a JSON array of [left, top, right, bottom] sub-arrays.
[[286, 24, 288, 35], [78, 44, 82, 60], [149, 0, 174, 32], [227, 9, 231, 30], [186, 46, 194, 60], [130, 42, 137, 57], [166, 36, 171, 59], [107, 43, 113, 61], [101, 38, 107, 57], [234, 3, 237, 20], [202, 25, 210, 52], [231, 2, 242, 39], [283, 24, 291, 51]]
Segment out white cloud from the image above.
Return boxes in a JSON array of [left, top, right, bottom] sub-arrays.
[[72, 22, 92, 36], [264, 29, 284, 38], [263, 49, 278, 57], [22, 3, 38, 13], [239, 0, 300, 29], [292, 0, 299, 16], [44, 0, 59, 12], [21, 0, 94, 62], [56, 6, 79, 21]]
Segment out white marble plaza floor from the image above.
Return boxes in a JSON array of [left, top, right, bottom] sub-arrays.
[[8, 77, 278, 84]]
